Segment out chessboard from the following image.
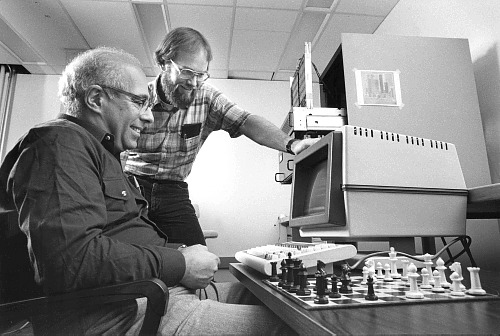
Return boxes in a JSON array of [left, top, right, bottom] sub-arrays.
[[263, 275, 500, 310]]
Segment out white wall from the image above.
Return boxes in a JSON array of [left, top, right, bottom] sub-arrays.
[[378, 0, 500, 270]]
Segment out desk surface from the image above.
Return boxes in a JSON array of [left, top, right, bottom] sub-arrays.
[[230, 263, 500, 335]]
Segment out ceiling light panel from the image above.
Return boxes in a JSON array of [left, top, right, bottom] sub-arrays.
[[335, 0, 400, 16], [61, 0, 151, 67], [134, 3, 167, 66]]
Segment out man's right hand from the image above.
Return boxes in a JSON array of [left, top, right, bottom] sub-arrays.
[[179, 244, 220, 289]]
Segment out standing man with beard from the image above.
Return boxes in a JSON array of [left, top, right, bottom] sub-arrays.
[[123, 27, 318, 246]]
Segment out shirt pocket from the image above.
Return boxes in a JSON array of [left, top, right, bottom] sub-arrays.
[[102, 178, 130, 216]]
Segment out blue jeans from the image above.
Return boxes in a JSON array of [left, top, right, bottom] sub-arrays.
[[136, 177, 206, 246]]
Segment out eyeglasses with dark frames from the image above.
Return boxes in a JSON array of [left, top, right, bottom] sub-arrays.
[[163, 59, 210, 84], [99, 85, 152, 112]]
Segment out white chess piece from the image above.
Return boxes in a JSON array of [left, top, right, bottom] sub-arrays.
[[431, 270, 445, 293], [450, 272, 465, 296], [423, 253, 434, 285], [376, 262, 384, 278], [401, 259, 410, 281], [435, 258, 451, 289], [361, 266, 369, 285], [449, 262, 466, 291], [420, 268, 433, 289], [466, 267, 487, 295], [389, 247, 401, 279], [383, 263, 394, 282], [405, 263, 424, 299]]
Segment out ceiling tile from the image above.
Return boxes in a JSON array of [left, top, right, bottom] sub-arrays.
[[61, 0, 152, 67], [272, 70, 296, 81], [234, 8, 298, 32], [306, 0, 336, 9], [230, 30, 289, 71], [134, 3, 167, 67], [335, 0, 400, 17], [313, 13, 384, 74], [0, 16, 44, 64], [168, 4, 233, 71], [168, 0, 234, 5], [236, 0, 303, 10], [228, 70, 273, 80], [279, 11, 327, 71]]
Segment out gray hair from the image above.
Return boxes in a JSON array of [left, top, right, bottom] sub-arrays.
[[58, 47, 143, 116]]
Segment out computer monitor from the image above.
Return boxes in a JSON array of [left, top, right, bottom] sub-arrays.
[[289, 125, 468, 240]]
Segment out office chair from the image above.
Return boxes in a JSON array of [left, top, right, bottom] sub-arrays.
[[193, 204, 219, 240], [0, 210, 169, 336]]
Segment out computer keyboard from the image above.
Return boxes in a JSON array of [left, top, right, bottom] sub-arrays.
[[235, 241, 357, 276]]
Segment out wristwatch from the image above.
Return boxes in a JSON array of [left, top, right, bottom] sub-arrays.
[[286, 139, 299, 155]]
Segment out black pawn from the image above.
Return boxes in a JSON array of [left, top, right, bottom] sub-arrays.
[[365, 275, 378, 301], [296, 263, 311, 296], [270, 261, 280, 282], [278, 259, 287, 287], [329, 274, 341, 298]]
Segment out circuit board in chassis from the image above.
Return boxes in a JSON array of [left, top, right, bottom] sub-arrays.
[[263, 275, 500, 310]]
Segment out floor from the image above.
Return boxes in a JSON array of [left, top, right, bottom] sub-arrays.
[[214, 268, 238, 283]]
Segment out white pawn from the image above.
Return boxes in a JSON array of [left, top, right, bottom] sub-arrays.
[[401, 259, 410, 281], [420, 268, 433, 289], [466, 267, 487, 296], [449, 262, 466, 291], [383, 263, 393, 282], [361, 266, 369, 285], [431, 270, 445, 293], [376, 262, 384, 278], [435, 258, 451, 289], [405, 263, 424, 299], [450, 272, 465, 296]]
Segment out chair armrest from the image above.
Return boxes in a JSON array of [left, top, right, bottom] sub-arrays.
[[0, 278, 168, 336]]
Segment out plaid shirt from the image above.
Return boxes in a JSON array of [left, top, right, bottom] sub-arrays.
[[123, 76, 250, 181]]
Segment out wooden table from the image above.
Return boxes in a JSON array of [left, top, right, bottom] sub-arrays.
[[230, 263, 500, 335]]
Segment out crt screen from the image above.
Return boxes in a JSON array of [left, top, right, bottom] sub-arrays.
[[303, 159, 328, 215]]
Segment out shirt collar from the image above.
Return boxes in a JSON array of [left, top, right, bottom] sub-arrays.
[[59, 114, 116, 155]]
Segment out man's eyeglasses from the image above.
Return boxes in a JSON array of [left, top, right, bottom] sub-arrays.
[[99, 85, 152, 113], [165, 59, 210, 83]]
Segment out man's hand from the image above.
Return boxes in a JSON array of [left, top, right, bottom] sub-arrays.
[[292, 138, 321, 155], [179, 244, 220, 289]]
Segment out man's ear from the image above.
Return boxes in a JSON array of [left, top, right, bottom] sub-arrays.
[[85, 85, 105, 113]]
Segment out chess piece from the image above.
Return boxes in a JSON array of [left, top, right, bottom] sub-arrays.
[[449, 262, 466, 291], [405, 263, 424, 299], [423, 253, 434, 285], [401, 259, 410, 281], [383, 263, 394, 282], [283, 256, 295, 290], [329, 273, 341, 298], [290, 259, 302, 293], [314, 261, 329, 304], [389, 247, 401, 279], [466, 267, 487, 296], [339, 263, 353, 294], [270, 261, 280, 282], [278, 259, 287, 287], [376, 262, 384, 278], [364, 275, 378, 301], [431, 270, 445, 293], [296, 263, 312, 296], [361, 266, 369, 285], [420, 268, 433, 289], [450, 271, 465, 296], [435, 258, 451, 289]]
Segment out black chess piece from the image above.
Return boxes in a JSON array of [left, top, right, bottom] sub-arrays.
[[296, 263, 312, 296], [329, 273, 341, 298], [365, 275, 378, 301], [314, 260, 329, 304], [290, 259, 302, 293], [270, 261, 280, 282], [283, 254, 295, 290], [278, 259, 287, 288], [339, 262, 353, 294]]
